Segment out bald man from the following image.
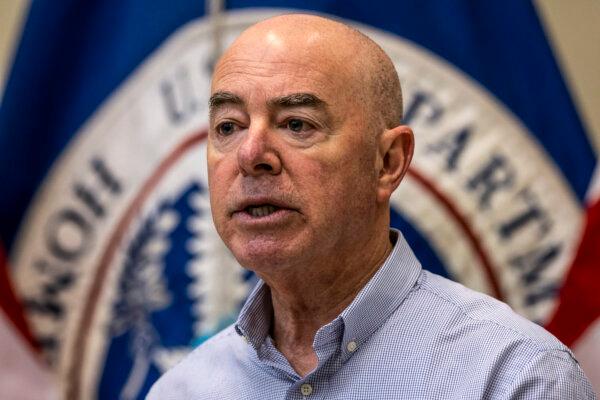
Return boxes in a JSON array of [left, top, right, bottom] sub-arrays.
[[147, 14, 595, 399]]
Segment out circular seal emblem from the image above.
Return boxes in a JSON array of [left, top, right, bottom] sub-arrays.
[[10, 9, 583, 399]]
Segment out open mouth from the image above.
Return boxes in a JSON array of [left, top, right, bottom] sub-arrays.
[[244, 204, 281, 217]]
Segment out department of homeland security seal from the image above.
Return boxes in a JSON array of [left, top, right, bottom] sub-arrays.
[[10, 9, 583, 400]]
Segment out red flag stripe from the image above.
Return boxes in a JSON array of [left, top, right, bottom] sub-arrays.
[[546, 197, 600, 346], [0, 243, 38, 350]]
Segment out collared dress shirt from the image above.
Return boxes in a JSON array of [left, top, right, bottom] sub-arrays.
[[147, 230, 596, 399]]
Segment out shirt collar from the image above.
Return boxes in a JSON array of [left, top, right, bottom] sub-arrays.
[[235, 229, 422, 356], [235, 279, 272, 351], [337, 229, 422, 360]]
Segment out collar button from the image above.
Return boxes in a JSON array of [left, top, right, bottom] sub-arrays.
[[346, 340, 358, 353]]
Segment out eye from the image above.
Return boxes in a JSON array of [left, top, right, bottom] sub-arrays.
[[216, 121, 237, 136], [286, 119, 313, 133]]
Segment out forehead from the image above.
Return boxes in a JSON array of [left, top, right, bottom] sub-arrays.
[[211, 35, 356, 103]]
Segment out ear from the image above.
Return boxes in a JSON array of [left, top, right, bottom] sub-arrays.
[[376, 125, 414, 203]]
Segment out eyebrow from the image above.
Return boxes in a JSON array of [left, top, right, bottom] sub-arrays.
[[267, 93, 328, 110], [209, 91, 244, 117], [209, 91, 329, 117]]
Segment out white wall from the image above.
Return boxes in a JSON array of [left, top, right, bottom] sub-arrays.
[[534, 0, 600, 155], [0, 0, 28, 102]]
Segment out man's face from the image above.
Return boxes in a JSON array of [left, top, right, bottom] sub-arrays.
[[207, 31, 380, 271]]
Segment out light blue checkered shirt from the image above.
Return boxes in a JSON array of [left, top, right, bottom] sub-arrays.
[[148, 230, 596, 399]]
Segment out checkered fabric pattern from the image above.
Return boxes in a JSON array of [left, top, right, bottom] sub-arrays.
[[148, 230, 596, 400]]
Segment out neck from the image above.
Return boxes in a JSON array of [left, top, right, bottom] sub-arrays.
[[260, 227, 393, 376]]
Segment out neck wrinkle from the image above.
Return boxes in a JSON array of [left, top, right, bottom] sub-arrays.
[[265, 227, 393, 372]]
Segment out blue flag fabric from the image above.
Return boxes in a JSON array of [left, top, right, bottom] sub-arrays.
[[1, 1, 597, 399], [0, 0, 205, 249]]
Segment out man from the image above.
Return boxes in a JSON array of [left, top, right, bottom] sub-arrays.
[[148, 14, 595, 399]]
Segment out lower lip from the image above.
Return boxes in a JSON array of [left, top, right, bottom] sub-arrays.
[[232, 208, 296, 226]]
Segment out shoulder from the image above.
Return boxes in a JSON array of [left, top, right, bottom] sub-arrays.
[[502, 348, 597, 399], [146, 325, 245, 400], [384, 271, 596, 397], [414, 270, 567, 352]]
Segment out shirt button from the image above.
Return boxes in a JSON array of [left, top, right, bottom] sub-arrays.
[[300, 383, 313, 396], [346, 340, 358, 352]]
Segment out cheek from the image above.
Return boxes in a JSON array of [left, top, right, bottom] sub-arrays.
[[298, 154, 373, 216], [323, 150, 377, 211], [207, 155, 233, 215]]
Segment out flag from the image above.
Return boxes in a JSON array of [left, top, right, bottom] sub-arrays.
[[547, 167, 600, 394], [0, 245, 58, 399], [1, 1, 597, 398]]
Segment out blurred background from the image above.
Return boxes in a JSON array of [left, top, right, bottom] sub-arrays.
[[1, 1, 599, 399], [1, 1, 600, 144]]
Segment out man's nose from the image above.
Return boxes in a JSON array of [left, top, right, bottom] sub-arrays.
[[237, 123, 282, 176]]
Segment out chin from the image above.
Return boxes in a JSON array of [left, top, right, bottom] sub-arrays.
[[229, 235, 297, 271]]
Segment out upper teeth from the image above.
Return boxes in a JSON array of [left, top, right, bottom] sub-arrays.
[[248, 205, 277, 217]]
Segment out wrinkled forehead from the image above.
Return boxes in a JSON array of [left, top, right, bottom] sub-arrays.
[[210, 27, 363, 102]]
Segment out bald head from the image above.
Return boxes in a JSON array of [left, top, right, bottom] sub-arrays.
[[214, 14, 403, 131]]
